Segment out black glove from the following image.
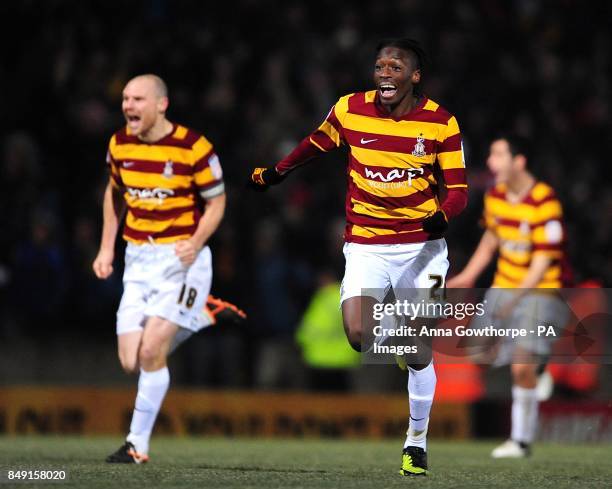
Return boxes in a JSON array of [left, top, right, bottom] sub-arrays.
[[422, 210, 448, 234], [247, 166, 286, 191]]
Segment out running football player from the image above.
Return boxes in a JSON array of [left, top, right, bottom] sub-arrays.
[[93, 74, 242, 463], [249, 39, 468, 475]]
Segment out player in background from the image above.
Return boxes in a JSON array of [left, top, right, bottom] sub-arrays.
[[249, 39, 468, 476], [447, 135, 569, 458], [93, 74, 239, 463]]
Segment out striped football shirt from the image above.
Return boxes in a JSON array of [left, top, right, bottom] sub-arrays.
[[106, 123, 224, 244], [484, 181, 567, 288], [302, 91, 467, 244]]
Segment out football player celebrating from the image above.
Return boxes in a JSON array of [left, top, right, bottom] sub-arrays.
[[249, 39, 468, 476], [448, 135, 569, 458], [93, 74, 244, 463]]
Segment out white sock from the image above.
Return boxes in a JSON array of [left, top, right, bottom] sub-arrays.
[[404, 361, 436, 451], [127, 367, 170, 454], [511, 385, 538, 444]]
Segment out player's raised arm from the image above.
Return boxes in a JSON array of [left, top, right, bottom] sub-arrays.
[[248, 102, 346, 191]]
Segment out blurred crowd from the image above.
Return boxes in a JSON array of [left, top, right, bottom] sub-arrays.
[[1, 0, 610, 389]]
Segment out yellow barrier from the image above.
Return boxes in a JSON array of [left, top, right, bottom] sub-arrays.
[[0, 387, 469, 439]]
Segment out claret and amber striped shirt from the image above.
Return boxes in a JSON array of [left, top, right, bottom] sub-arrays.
[[277, 91, 467, 244], [106, 124, 224, 244], [483, 182, 567, 288]]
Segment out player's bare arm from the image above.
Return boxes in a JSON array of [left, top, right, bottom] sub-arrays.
[[517, 254, 553, 289], [175, 192, 226, 266], [93, 179, 126, 279], [447, 229, 499, 288]]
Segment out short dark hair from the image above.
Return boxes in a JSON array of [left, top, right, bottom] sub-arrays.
[[495, 134, 531, 161], [375, 38, 427, 95], [375, 38, 428, 71]]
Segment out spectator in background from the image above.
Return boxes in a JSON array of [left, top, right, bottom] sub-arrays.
[[252, 218, 313, 389], [1, 133, 44, 259], [296, 270, 360, 392], [11, 210, 68, 335]]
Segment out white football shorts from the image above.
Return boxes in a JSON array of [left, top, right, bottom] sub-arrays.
[[340, 238, 449, 304], [472, 288, 570, 365], [116, 242, 213, 335]]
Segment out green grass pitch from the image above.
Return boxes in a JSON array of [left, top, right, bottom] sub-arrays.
[[0, 436, 610, 488]]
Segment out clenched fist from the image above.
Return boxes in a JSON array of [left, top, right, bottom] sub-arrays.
[[93, 248, 114, 279], [175, 239, 200, 266]]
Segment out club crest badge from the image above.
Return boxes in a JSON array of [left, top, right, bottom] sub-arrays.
[[412, 134, 426, 157], [520, 220, 530, 235], [163, 160, 174, 179]]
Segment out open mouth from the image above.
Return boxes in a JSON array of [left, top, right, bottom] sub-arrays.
[[379, 83, 397, 100], [126, 114, 141, 126]]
